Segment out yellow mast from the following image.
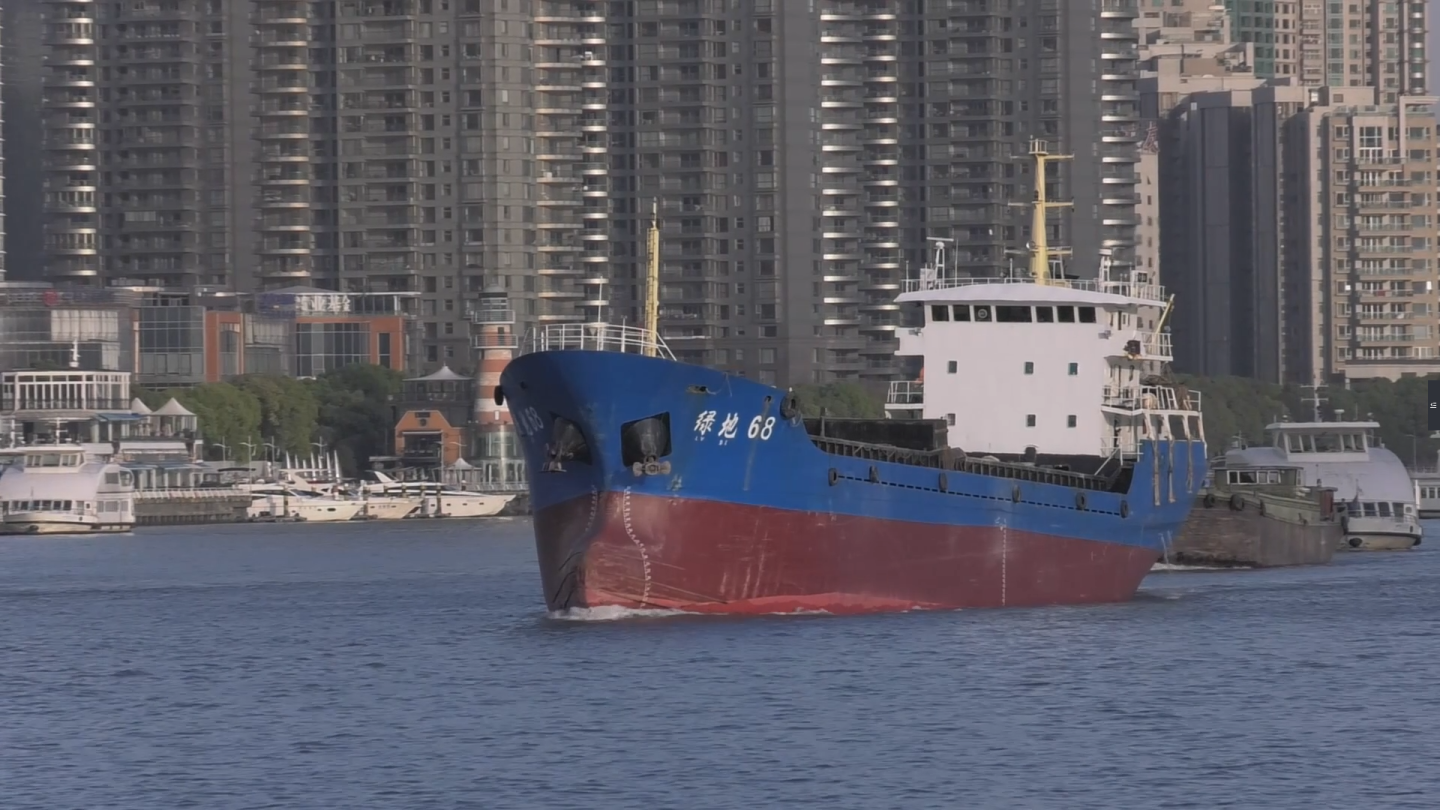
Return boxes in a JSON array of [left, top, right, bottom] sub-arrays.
[[1011, 138, 1073, 285], [643, 199, 660, 357]]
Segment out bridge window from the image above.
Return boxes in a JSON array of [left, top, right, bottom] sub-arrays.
[[953, 305, 971, 321], [1023, 361, 1034, 374], [995, 305, 1032, 323], [1078, 306, 1097, 323], [1067, 415, 1077, 428], [1068, 362, 1078, 375], [1057, 305, 1076, 322], [1035, 306, 1055, 322], [930, 305, 949, 322], [1026, 414, 1036, 427]]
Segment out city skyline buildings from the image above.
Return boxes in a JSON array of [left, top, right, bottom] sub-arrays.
[[0, 1, 1434, 388], [7, 0, 1143, 385]]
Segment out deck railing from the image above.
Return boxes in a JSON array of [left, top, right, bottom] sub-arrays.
[[1102, 384, 1203, 412], [902, 275, 1167, 303], [521, 323, 675, 360], [885, 380, 924, 406]]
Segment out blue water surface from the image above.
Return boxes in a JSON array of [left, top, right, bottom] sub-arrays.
[[1, 518, 1436, 809]]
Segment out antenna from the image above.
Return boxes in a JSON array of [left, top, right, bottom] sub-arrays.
[[642, 199, 660, 356], [1008, 138, 1073, 285], [1299, 383, 1327, 423]]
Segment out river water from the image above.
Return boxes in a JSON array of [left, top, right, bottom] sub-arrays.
[[1, 518, 1437, 809]]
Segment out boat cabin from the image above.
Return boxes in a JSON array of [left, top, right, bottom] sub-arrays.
[[1263, 421, 1376, 462]]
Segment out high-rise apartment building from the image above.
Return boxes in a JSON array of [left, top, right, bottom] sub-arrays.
[[1293, 89, 1440, 382], [37, 0, 1144, 383], [1228, 0, 1428, 97]]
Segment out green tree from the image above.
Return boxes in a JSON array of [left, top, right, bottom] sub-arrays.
[[790, 382, 885, 419], [236, 374, 319, 456], [310, 364, 404, 475], [159, 382, 262, 461]]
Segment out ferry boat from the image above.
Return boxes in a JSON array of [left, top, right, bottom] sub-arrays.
[[1222, 416, 1421, 551], [0, 445, 136, 535], [363, 472, 514, 518], [497, 140, 1208, 615]]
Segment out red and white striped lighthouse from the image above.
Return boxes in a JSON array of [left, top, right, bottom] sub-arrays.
[[472, 283, 517, 427]]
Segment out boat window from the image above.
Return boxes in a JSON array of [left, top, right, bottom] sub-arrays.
[[1035, 306, 1055, 322], [120, 472, 132, 486], [1362, 502, 1378, 517], [952, 305, 971, 321], [947, 360, 957, 373], [1023, 361, 1034, 375], [1078, 306, 1097, 323], [1377, 502, 1392, 517], [930, 305, 950, 322], [1068, 362, 1078, 375], [972, 305, 991, 322], [105, 473, 120, 484], [1314, 434, 1340, 452], [1025, 414, 1036, 427], [1057, 305, 1076, 322], [995, 305, 1032, 323]]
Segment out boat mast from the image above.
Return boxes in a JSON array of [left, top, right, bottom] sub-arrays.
[[1012, 138, 1073, 286], [643, 199, 661, 357], [1300, 383, 1327, 422]]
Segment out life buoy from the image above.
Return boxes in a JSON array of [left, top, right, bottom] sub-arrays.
[[828, 468, 839, 486], [1075, 491, 1088, 511], [1120, 500, 1131, 519], [1230, 494, 1244, 511], [1203, 493, 1217, 509], [493, 386, 505, 407], [938, 473, 948, 493]]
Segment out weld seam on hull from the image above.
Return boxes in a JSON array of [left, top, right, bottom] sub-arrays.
[[621, 487, 652, 606]]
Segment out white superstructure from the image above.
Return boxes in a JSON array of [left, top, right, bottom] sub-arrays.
[[889, 250, 1202, 460], [886, 139, 1202, 463], [0, 446, 135, 535]]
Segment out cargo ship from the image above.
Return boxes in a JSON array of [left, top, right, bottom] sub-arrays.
[[498, 141, 1208, 615]]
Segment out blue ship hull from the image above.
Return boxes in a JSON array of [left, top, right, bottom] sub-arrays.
[[500, 350, 1207, 614]]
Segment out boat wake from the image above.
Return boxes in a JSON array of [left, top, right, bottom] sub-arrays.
[[1150, 562, 1252, 572], [546, 606, 694, 622]]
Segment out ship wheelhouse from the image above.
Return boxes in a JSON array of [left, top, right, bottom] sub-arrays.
[[888, 268, 1201, 463]]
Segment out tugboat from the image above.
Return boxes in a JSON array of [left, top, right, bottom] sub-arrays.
[[1171, 433, 1342, 568], [498, 140, 1208, 615]]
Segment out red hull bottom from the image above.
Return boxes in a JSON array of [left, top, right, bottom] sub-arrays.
[[533, 490, 1161, 616]]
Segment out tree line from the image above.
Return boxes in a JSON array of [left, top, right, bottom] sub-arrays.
[[135, 364, 403, 474], [793, 376, 1439, 468], [145, 371, 1438, 473]]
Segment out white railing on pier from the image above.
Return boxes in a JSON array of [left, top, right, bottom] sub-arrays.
[[886, 380, 924, 407], [902, 275, 1167, 303], [522, 323, 675, 360], [1102, 384, 1203, 412]]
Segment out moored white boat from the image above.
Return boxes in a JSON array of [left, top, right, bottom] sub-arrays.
[[0, 446, 137, 535], [355, 494, 420, 520], [362, 474, 514, 518], [240, 483, 364, 523]]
